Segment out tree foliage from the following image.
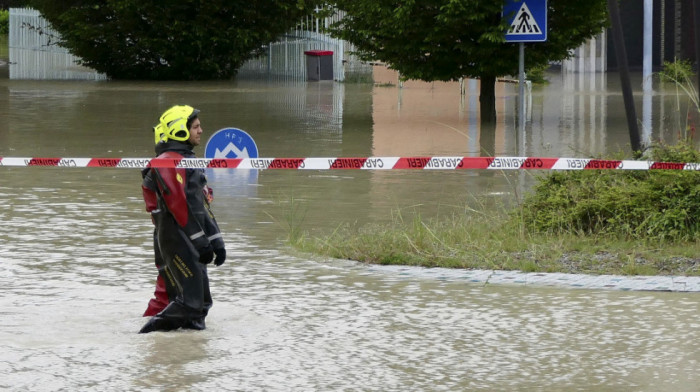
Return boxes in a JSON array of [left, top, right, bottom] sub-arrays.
[[329, 0, 608, 80], [27, 0, 322, 80], [327, 0, 609, 121]]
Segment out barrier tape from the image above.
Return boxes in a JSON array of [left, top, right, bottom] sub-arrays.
[[0, 156, 699, 170]]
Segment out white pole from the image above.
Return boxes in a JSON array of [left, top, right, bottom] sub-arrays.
[[519, 42, 525, 132], [643, 0, 653, 144], [643, 0, 652, 90]]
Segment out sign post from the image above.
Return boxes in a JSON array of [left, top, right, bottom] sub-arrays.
[[504, 0, 547, 134]]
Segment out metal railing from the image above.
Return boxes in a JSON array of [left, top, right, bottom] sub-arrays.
[[561, 31, 607, 73], [239, 9, 371, 82], [8, 8, 107, 80]]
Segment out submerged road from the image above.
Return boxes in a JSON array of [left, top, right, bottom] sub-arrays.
[[367, 264, 700, 292]]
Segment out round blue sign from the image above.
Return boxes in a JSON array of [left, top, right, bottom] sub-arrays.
[[205, 128, 259, 159]]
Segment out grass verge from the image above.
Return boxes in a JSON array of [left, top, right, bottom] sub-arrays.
[[291, 207, 699, 276], [290, 142, 700, 277]]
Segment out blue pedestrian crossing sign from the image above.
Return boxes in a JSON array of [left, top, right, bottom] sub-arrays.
[[204, 127, 259, 159], [504, 0, 547, 42]]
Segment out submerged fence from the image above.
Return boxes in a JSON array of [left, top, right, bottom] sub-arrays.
[[561, 31, 607, 73], [8, 7, 369, 82], [8, 8, 107, 80], [238, 31, 346, 81], [240, 9, 370, 82]]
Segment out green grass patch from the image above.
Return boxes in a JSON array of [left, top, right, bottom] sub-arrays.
[[290, 142, 700, 276], [293, 209, 699, 276]]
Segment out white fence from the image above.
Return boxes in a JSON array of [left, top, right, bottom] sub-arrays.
[[8, 7, 369, 82], [562, 31, 607, 73], [8, 8, 107, 80], [239, 9, 370, 82]]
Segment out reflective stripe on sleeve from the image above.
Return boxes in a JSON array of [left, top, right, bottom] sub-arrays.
[[190, 231, 205, 240]]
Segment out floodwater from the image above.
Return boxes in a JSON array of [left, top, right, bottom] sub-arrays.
[[0, 69, 699, 391]]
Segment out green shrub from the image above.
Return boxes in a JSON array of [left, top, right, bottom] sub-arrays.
[[658, 59, 699, 140], [526, 64, 549, 84], [0, 10, 9, 35], [515, 142, 700, 241], [27, 1, 324, 80]]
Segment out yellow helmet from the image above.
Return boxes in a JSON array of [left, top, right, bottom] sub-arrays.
[[154, 105, 200, 144], [153, 123, 167, 145]]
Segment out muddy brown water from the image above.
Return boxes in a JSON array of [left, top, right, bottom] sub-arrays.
[[0, 73, 698, 391]]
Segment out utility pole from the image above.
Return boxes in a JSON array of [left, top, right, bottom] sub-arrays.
[[607, 0, 642, 154], [694, 0, 700, 105]]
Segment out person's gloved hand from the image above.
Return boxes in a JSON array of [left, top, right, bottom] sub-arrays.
[[198, 244, 214, 264], [214, 247, 226, 266]]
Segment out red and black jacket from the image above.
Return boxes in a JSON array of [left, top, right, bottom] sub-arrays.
[[142, 141, 224, 253]]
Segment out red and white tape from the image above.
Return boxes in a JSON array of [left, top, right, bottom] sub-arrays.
[[0, 156, 699, 170]]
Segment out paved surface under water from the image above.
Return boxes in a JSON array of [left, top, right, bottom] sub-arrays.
[[373, 265, 700, 292], [1, 75, 699, 391]]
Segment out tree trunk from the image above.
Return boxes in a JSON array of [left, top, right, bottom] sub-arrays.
[[479, 75, 497, 124], [479, 121, 497, 156]]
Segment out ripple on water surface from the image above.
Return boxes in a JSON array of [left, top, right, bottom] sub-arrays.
[[1, 176, 698, 391]]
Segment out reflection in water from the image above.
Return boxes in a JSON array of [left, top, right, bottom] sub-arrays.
[[0, 75, 698, 391], [372, 67, 511, 157], [135, 333, 210, 390]]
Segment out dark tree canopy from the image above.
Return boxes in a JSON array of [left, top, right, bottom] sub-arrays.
[[28, 0, 323, 80], [328, 0, 609, 121], [2, 1, 28, 9]]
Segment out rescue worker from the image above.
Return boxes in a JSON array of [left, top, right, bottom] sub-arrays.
[[139, 105, 226, 333]]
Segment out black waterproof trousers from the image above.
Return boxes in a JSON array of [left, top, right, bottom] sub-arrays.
[[139, 212, 213, 333]]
